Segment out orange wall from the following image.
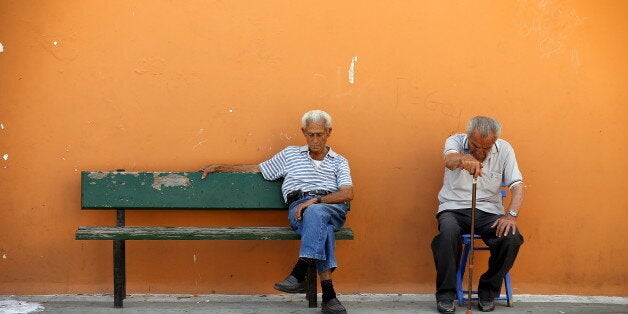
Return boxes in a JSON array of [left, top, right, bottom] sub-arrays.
[[0, 1, 626, 296]]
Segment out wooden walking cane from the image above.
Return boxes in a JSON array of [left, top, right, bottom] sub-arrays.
[[466, 178, 478, 314]]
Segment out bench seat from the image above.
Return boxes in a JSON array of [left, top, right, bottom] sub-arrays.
[[76, 226, 354, 240]]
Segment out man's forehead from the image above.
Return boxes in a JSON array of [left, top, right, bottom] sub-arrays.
[[303, 122, 328, 132], [469, 130, 497, 145]]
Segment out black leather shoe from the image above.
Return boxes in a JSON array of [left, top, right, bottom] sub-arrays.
[[478, 299, 495, 312], [273, 275, 306, 293], [436, 300, 455, 313], [322, 297, 347, 314]]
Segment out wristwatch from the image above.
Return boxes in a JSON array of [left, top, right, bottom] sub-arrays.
[[508, 210, 518, 217], [316, 196, 323, 204]]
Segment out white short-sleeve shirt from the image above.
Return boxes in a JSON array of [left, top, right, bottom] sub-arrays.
[[438, 134, 523, 215]]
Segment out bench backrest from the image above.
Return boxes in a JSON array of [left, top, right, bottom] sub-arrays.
[[81, 171, 286, 209]]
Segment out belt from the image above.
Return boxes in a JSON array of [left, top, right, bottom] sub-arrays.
[[286, 189, 332, 206]]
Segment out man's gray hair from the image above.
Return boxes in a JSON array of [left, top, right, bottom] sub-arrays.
[[302, 110, 332, 130], [466, 116, 502, 138]]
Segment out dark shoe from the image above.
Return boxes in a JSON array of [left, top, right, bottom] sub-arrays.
[[322, 297, 347, 314], [436, 300, 455, 313], [273, 275, 306, 293], [478, 299, 495, 312]]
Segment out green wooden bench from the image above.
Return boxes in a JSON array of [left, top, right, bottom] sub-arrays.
[[76, 171, 354, 308]]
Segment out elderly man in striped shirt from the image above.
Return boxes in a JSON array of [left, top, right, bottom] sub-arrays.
[[200, 110, 353, 314]]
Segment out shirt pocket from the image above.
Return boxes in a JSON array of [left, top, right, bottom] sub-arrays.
[[480, 171, 503, 193]]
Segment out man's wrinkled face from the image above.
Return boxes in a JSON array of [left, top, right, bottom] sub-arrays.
[[302, 121, 330, 154], [468, 130, 496, 162]]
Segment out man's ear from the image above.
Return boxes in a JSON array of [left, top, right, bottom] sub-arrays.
[[327, 128, 332, 136]]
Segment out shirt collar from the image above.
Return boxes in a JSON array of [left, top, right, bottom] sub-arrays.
[[300, 145, 338, 158]]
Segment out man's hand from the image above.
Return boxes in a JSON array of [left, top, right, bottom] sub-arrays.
[[459, 154, 483, 178], [491, 215, 517, 237], [199, 165, 217, 179], [295, 198, 318, 221]]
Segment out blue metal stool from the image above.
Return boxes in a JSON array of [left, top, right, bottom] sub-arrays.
[[456, 234, 513, 307]]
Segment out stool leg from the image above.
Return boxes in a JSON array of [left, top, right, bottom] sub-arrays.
[[457, 241, 470, 306], [505, 272, 513, 307]]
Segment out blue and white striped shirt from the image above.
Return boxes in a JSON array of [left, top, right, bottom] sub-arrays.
[[259, 146, 353, 202]]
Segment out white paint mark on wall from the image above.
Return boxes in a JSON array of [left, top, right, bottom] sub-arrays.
[[2, 254, 6, 259], [1, 123, 4, 129], [348, 56, 359, 84], [2, 154, 8, 161], [0, 43, 3, 53], [53, 41, 58, 46], [193, 254, 197, 263], [229, 109, 233, 113], [0, 300, 45, 313]]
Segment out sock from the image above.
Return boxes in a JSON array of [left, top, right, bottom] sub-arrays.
[[321, 279, 337, 303], [289, 258, 311, 282]]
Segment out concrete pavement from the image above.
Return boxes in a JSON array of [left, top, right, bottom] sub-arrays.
[[1, 294, 626, 313]]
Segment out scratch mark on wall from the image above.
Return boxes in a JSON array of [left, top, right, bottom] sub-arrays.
[[571, 47, 580, 70], [348, 56, 358, 84], [192, 140, 208, 150], [517, 0, 583, 60], [152, 173, 191, 190], [87, 172, 108, 179], [2, 154, 8, 161]]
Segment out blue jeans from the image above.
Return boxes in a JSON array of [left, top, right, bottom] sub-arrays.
[[288, 197, 348, 273]]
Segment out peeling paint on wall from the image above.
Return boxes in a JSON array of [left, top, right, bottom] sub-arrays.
[[152, 173, 191, 190], [348, 56, 358, 84], [2, 154, 8, 161]]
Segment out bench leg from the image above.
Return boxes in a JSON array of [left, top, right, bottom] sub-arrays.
[[306, 263, 317, 308], [113, 239, 126, 308]]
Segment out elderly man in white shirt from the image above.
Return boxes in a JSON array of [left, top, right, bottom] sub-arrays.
[[431, 116, 525, 313]]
